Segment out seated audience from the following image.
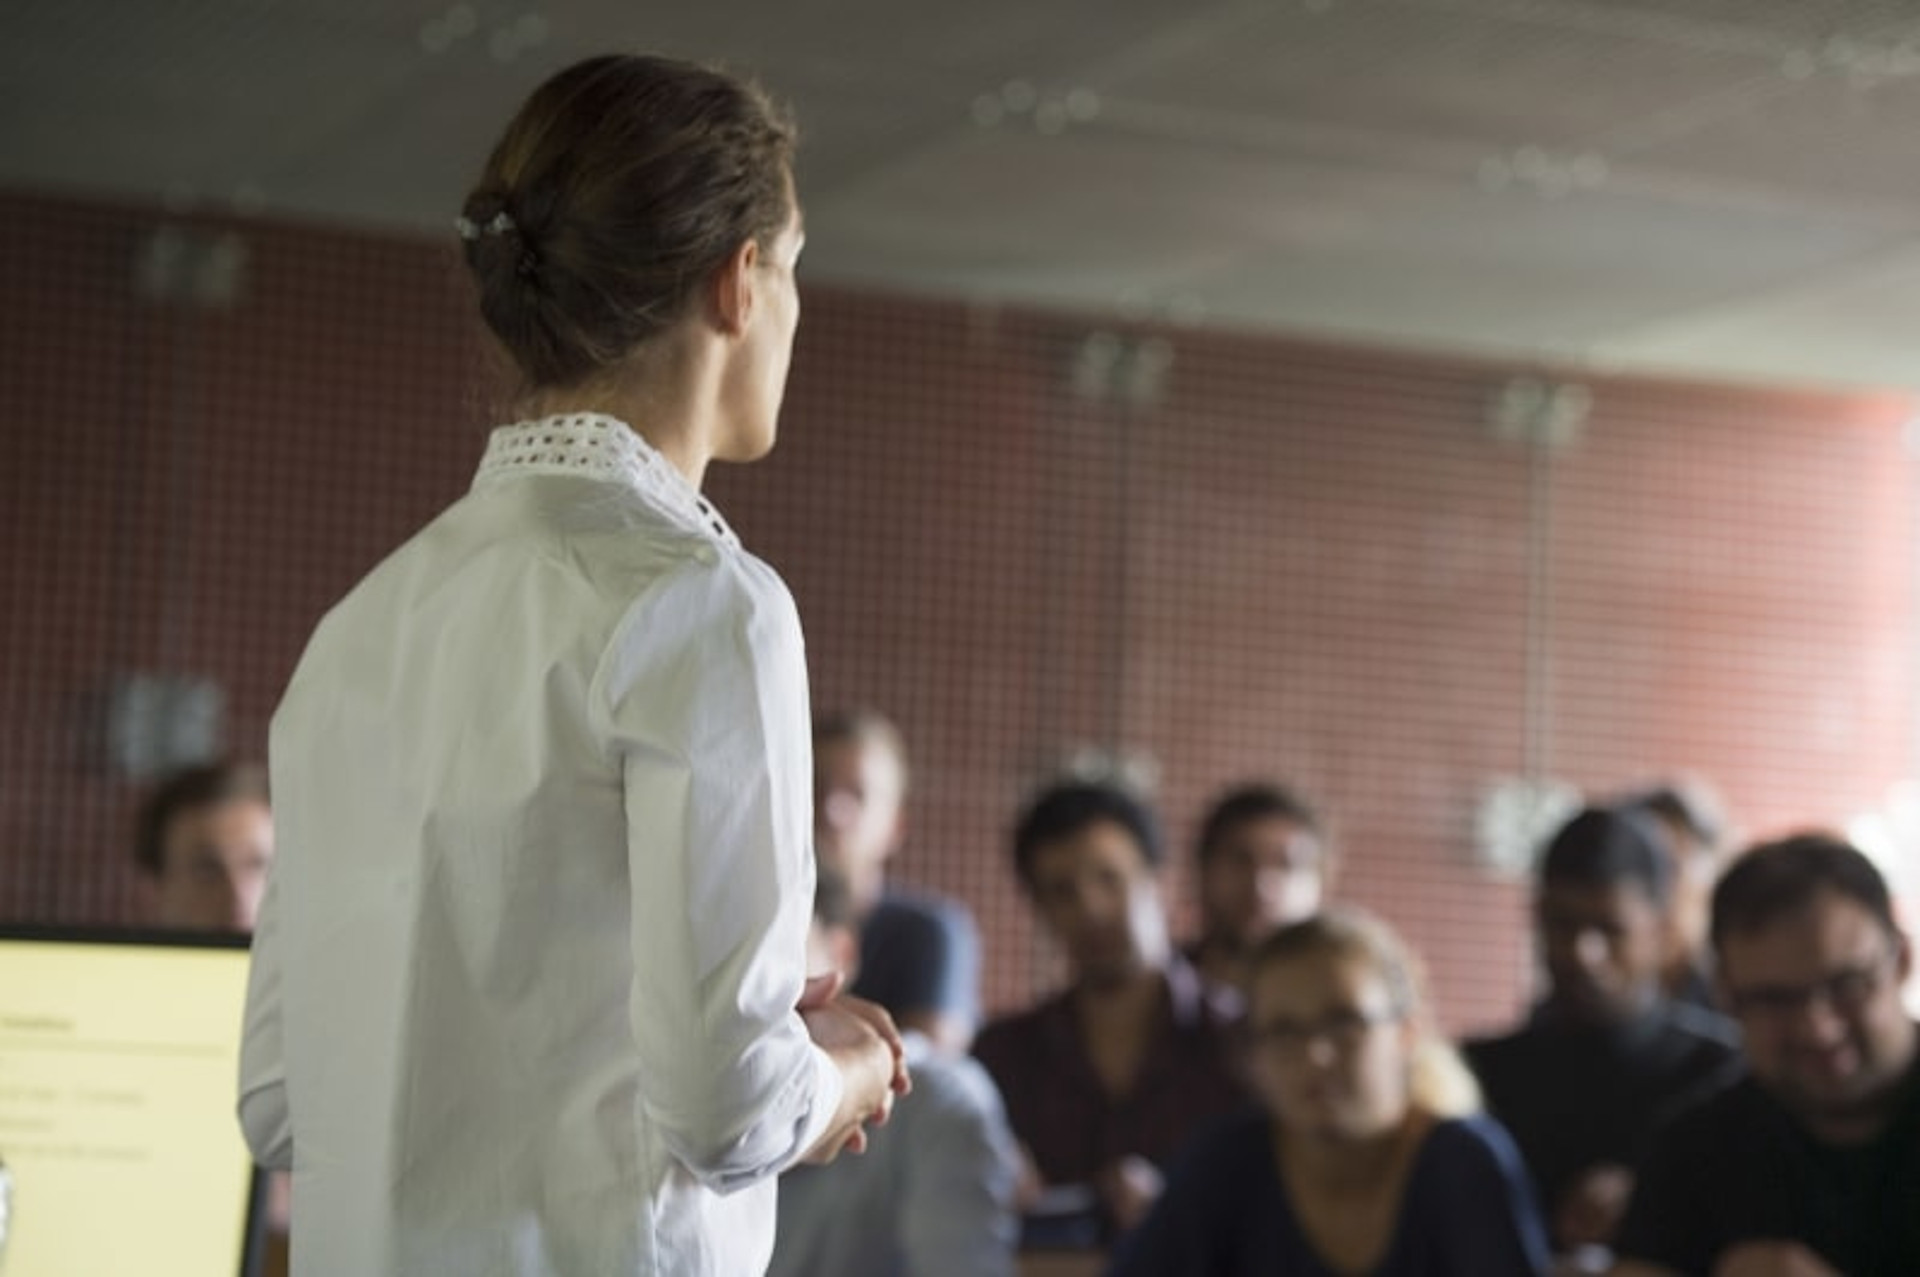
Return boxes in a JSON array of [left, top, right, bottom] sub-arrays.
[[771, 868, 1020, 1277], [1466, 806, 1740, 1255], [133, 760, 274, 933], [816, 709, 981, 1052], [1111, 908, 1549, 1276], [974, 780, 1246, 1243], [1619, 781, 1729, 1011], [1184, 782, 1331, 998], [1612, 833, 1920, 1277]]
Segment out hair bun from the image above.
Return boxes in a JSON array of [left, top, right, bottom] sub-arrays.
[[458, 54, 797, 389]]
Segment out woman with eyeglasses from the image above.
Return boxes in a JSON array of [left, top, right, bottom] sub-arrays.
[[1109, 907, 1549, 1276]]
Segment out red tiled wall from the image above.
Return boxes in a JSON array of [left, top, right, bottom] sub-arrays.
[[3, 190, 1914, 1033]]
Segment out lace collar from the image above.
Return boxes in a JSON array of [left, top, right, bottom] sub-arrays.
[[471, 412, 739, 547]]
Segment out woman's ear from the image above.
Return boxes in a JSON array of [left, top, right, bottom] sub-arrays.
[[712, 237, 759, 336]]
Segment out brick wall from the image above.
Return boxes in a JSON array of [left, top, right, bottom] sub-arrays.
[[4, 190, 1913, 1032]]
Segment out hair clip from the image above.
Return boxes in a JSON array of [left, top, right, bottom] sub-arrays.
[[454, 211, 517, 241]]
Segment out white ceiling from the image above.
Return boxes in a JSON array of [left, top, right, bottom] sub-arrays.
[[10, 0, 1920, 391]]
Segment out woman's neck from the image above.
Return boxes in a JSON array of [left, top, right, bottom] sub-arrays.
[[517, 340, 717, 488], [1273, 1108, 1434, 1275], [1278, 1107, 1427, 1194]]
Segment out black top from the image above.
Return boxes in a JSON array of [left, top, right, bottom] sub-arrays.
[[1615, 1050, 1920, 1276], [1463, 1001, 1741, 1224], [1665, 959, 1720, 1016], [1106, 1111, 1550, 1276]]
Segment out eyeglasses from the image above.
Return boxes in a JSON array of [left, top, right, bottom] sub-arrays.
[[1723, 951, 1896, 1022], [1246, 1006, 1401, 1056]]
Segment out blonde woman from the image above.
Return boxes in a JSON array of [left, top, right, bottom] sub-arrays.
[[1110, 908, 1548, 1276]]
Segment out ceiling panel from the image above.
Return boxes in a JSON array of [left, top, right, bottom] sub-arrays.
[[1628, 72, 1920, 212], [803, 121, 1455, 300], [1095, 0, 1779, 155], [6, 0, 1920, 391], [1193, 182, 1900, 336], [1587, 242, 1920, 385]]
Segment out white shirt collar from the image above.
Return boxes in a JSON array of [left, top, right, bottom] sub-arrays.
[[471, 411, 740, 548]]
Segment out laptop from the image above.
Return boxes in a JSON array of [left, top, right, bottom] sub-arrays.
[[0, 924, 266, 1276]]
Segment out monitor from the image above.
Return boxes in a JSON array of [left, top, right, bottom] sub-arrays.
[[0, 925, 265, 1276]]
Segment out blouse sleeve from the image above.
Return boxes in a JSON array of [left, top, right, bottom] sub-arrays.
[[591, 548, 841, 1193], [238, 867, 294, 1169]]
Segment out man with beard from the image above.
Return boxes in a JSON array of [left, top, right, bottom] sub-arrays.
[[974, 780, 1246, 1245], [1465, 806, 1740, 1256], [1612, 834, 1920, 1277], [1182, 781, 1331, 1000]]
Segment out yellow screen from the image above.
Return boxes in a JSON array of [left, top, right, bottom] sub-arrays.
[[0, 935, 257, 1277]]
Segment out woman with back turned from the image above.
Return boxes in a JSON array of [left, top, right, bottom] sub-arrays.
[[1110, 908, 1548, 1276], [238, 54, 905, 1276]]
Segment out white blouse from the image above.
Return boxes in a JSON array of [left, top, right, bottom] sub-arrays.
[[240, 413, 840, 1276]]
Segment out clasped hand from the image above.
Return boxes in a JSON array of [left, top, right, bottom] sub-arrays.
[[798, 970, 911, 1161]]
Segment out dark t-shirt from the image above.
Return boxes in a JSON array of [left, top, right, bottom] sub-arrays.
[[1615, 1054, 1920, 1276], [1665, 959, 1719, 1016], [1107, 1111, 1550, 1277], [1463, 1001, 1741, 1222]]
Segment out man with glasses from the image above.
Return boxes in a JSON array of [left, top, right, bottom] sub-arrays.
[[1613, 834, 1920, 1276]]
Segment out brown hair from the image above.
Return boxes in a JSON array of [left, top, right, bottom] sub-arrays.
[[1251, 907, 1482, 1118], [1711, 832, 1900, 950], [813, 708, 910, 793], [460, 54, 797, 390], [1195, 780, 1326, 869], [134, 760, 269, 876]]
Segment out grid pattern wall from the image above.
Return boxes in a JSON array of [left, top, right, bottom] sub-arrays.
[[4, 191, 1915, 1034]]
